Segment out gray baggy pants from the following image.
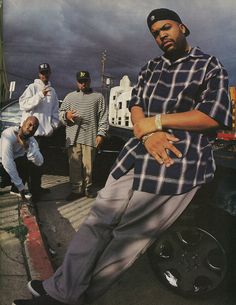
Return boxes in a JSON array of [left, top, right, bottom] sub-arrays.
[[43, 169, 199, 304]]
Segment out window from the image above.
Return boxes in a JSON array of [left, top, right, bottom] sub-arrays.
[[125, 116, 129, 127], [118, 102, 122, 110], [118, 117, 122, 125], [126, 100, 129, 108]]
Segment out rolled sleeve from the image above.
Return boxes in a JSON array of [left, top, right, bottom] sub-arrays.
[[195, 57, 232, 128], [128, 66, 148, 112]]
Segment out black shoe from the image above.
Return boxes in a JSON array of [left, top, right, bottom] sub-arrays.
[[39, 187, 51, 194], [27, 280, 47, 297], [85, 188, 97, 198], [10, 190, 32, 200], [12, 295, 69, 305], [66, 192, 84, 201]]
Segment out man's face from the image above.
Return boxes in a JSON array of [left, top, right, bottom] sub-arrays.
[[39, 70, 51, 83], [77, 79, 90, 92], [21, 117, 39, 139], [150, 20, 187, 54]]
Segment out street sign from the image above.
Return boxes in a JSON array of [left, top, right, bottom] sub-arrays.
[[9, 81, 16, 99]]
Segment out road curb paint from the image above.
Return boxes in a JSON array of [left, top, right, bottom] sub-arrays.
[[20, 204, 54, 280]]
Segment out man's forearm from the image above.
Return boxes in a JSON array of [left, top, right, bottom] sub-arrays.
[[131, 106, 145, 125], [161, 110, 219, 130], [133, 109, 219, 139]]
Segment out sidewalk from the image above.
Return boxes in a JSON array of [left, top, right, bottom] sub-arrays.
[[0, 174, 95, 305], [0, 187, 31, 305], [0, 184, 54, 305]]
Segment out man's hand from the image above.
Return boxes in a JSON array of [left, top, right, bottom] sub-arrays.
[[96, 135, 104, 149], [143, 132, 182, 167], [66, 110, 79, 123], [134, 117, 156, 139], [16, 133, 29, 150], [42, 86, 51, 96], [19, 190, 29, 203]]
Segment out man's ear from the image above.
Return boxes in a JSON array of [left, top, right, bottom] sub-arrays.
[[179, 24, 186, 35]]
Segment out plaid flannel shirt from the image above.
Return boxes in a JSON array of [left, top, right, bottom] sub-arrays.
[[111, 47, 232, 195]]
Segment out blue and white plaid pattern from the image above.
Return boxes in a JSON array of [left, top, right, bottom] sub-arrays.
[[111, 47, 232, 195]]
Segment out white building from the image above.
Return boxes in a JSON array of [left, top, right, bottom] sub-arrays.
[[109, 75, 133, 129]]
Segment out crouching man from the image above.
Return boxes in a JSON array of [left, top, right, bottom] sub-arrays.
[[0, 116, 44, 202]]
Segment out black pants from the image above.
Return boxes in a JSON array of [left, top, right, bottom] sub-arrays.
[[12, 156, 29, 190], [31, 135, 50, 195], [0, 156, 28, 190], [3, 155, 39, 195]]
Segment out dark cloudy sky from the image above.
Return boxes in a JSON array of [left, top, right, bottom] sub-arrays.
[[4, 0, 236, 99]]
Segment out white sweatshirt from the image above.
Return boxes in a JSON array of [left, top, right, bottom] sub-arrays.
[[19, 79, 59, 136], [0, 126, 44, 191]]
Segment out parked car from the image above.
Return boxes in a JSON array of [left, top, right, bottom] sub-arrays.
[[0, 99, 22, 133], [146, 141, 236, 297], [106, 127, 236, 297]]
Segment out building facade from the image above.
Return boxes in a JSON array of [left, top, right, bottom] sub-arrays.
[[108, 75, 133, 129]]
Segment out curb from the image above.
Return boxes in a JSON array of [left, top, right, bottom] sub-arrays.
[[20, 203, 54, 280]]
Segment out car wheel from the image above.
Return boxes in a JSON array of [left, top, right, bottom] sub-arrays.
[[148, 225, 229, 297]]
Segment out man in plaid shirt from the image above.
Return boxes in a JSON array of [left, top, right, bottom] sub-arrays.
[[13, 8, 232, 305]]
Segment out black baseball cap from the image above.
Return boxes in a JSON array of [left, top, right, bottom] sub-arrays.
[[147, 8, 190, 36], [76, 71, 90, 82], [38, 63, 51, 73]]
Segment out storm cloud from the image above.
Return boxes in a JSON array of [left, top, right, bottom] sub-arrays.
[[4, 0, 236, 98]]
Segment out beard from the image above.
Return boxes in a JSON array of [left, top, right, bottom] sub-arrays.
[[22, 133, 31, 140]]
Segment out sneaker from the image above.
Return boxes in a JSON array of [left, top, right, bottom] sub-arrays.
[[12, 295, 69, 305], [66, 192, 84, 201], [10, 190, 32, 200], [27, 280, 47, 297], [85, 188, 97, 198]]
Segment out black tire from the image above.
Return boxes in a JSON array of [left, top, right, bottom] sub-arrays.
[[147, 191, 235, 298], [148, 224, 229, 297]]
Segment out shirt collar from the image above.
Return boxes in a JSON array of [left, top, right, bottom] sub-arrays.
[[161, 46, 204, 65], [77, 88, 93, 94]]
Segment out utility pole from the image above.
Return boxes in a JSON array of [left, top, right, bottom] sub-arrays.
[[100, 49, 113, 104], [0, 0, 9, 106], [101, 49, 107, 88]]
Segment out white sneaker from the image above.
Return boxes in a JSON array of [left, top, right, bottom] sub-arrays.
[[10, 190, 32, 200]]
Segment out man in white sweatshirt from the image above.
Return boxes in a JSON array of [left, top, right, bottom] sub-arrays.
[[0, 116, 44, 202], [19, 63, 59, 201]]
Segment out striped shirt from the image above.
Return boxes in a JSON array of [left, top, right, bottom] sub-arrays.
[[111, 47, 232, 195], [59, 90, 109, 148]]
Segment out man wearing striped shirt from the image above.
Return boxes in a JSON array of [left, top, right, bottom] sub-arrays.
[[59, 71, 109, 200], [13, 8, 232, 305]]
